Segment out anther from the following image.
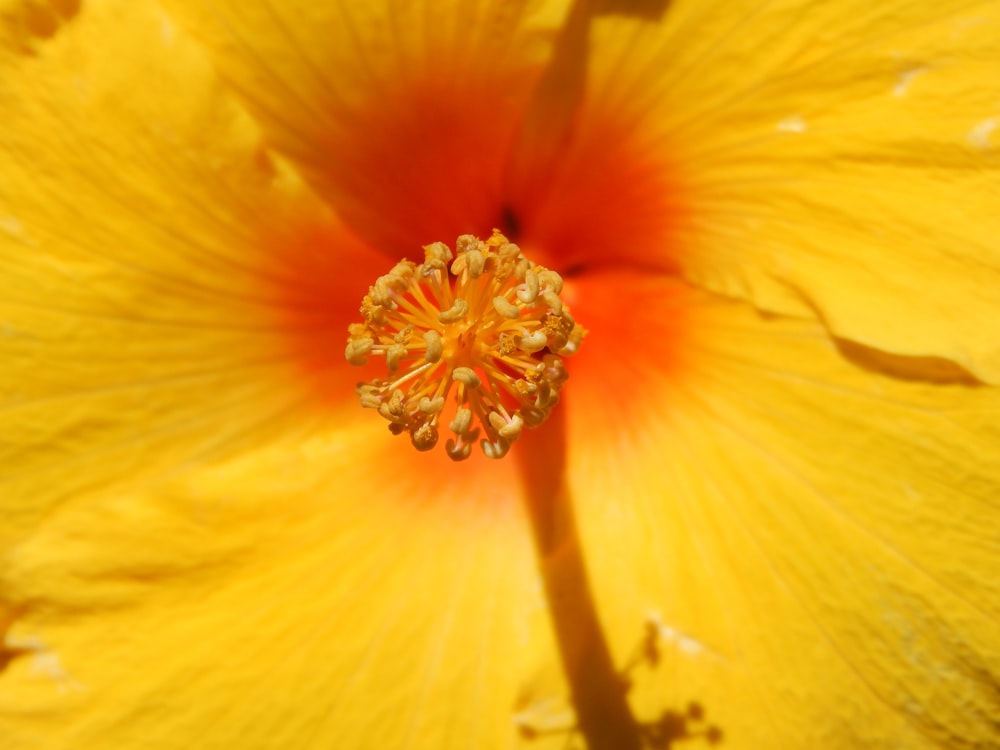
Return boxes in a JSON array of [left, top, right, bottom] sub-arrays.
[[451, 248, 486, 278], [446, 438, 473, 461], [345, 338, 374, 365], [542, 290, 563, 315], [518, 331, 548, 353], [423, 242, 452, 270], [437, 299, 468, 323], [481, 438, 510, 460], [423, 330, 443, 362], [493, 296, 521, 319], [386, 343, 407, 371], [418, 396, 445, 414], [411, 423, 438, 451], [452, 367, 481, 388], [359, 389, 381, 409], [345, 231, 585, 460], [450, 407, 473, 435], [517, 270, 540, 303], [488, 411, 524, 441]]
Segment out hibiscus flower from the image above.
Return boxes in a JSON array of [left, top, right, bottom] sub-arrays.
[[2, 1, 999, 749]]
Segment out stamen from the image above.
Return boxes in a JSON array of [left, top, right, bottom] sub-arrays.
[[345, 230, 585, 460]]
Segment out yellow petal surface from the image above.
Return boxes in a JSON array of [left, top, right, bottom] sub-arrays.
[[567, 274, 1000, 748], [573, 2, 1000, 381], [0, 424, 567, 749], [156, 0, 573, 255], [0, 0, 380, 548]]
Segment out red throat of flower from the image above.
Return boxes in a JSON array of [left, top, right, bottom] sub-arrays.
[[345, 230, 585, 460]]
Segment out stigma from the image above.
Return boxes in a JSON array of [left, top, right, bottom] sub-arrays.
[[345, 230, 584, 460]]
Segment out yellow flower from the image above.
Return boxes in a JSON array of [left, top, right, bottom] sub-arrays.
[[2, 1, 999, 748]]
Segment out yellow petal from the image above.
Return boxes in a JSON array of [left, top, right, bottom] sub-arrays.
[[0, 425, 567, 749], [567, 274, 1000, 748], [0, 0, 381, 548], [156, 0, 574, 255], [563, 2, 1000, 380]]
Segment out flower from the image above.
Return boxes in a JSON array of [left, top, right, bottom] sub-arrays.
[[2, 1, 999, 749]]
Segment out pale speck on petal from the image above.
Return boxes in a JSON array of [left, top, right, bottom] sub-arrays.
[[967, 117, 998, 149], [647, 611, 718, 661], [776, 115, 807, 133], [32, 652, 85, 694], [953, 16, 988, 37], [0, 215, 23, 237], [4, 634, 85, 693], [902, 483, 922, 503], [160, 17, 175, 46], [512, 698, 574, 737], [892, 67, 927, 98]]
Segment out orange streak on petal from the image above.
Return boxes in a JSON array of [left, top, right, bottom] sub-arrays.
[[565, 270, 695, 438], [314, 74, 532, 257], [258, 220, 386, 412], [511, 117, 690, 275]]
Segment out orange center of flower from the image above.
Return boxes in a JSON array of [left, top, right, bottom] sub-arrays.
[[345, 230, 584, 460]]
